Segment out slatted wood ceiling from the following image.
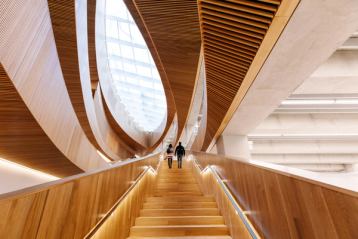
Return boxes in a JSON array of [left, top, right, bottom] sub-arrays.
[[48, 1, 144, 157], [0, 64, 83, 177], [198, 0, 282, 150], [126, 0, 202, 140]]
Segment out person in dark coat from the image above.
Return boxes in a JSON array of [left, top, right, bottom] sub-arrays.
[[166, 144, 174, 169], [175, 142, 185, 169]]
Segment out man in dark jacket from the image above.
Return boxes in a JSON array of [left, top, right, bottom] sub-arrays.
[[175, 142, 185, 169]]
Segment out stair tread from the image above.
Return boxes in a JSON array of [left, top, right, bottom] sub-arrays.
[[127, 162, 231, 238], [143, 202, 217, 209], [128, 237, 232, 239], [132, 225, 228, 229]]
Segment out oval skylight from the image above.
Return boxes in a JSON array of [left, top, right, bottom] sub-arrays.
[[105, 0, 167, 132]]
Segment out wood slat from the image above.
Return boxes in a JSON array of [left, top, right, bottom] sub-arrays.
[[0, 0, 109, 172], [126, 0, 202, 139], [198, 0, 282, 150], [47, 1, 102, 153]]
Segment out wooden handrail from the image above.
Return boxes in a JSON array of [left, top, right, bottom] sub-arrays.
[[191, 151, 358, 196], [0, 153, 159, 200], [85, 165, 155, 238], [0, 153, 160, 239], [193, 158, 260, 239]]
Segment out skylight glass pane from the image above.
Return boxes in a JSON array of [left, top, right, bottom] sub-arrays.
[[105, 0, 167, 132]]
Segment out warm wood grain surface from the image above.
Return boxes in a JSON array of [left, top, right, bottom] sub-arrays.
[[0, 0, 108, 171], [0, 64, 83, 177], [0, 154, 160, 238], [198, 0, 290, 150], [89, 167, 156, 238], [126, 0, 202, 139], [47, 0, 102, 151], [192, 151, 358, 239], [103, 160, 232, 238], [192, 159, 255, 239]]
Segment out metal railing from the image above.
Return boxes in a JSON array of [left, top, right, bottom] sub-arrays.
[[193, 158, 260, 239]]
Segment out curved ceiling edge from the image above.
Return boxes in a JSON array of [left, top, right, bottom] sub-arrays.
[[124, 0, 177, 150], [0, 0, 108, 173], [127, 0, 202, 142], [0, 64, 83, 177], [101, 88, 146, 154], [48, 0, 132, 160], [96, 0, 176, 151], [93, 85, 135, 158], [199, 0, 298, 150], [47, 1, 102, 153]]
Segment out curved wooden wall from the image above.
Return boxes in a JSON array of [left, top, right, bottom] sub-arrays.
[[0, 64, 82, 177], [95, 0, 176, 151], [93, 85, 134, 159], [198, 0, 298, 150], [47, 0, 101, 151], [0, 0, 108, 171], [0, 154, 160, 238], [192, 152, 358, 239], [126, 0, 202, 139], [87, 0, 100, 88]]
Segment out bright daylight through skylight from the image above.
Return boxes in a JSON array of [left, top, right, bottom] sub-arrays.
[[105, 0, 167, 132]]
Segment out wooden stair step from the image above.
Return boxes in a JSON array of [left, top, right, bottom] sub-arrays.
[[145, 196, 215, 203], [156, 180, 197, 184], [135, 216, 224, 226], [128, 237, 232, 239], [153, 192, 203, 197], [129, 225, 229, 237], [140, 208, 220, 217], [154, 189, 201, 193], [157, 181, 199, 187], [156, 183, 200, 189], [155, 185, 200, 190], [143, 202, 217, 209]]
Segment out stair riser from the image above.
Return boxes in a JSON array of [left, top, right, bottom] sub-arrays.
[[130, 227, 229, 237], [145, 197, 215, 203], [135, 216, 224, 226], [140, 209, 220, 217], [143, 202, 217, 209]]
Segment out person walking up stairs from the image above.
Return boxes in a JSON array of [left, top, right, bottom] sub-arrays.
[[127, 160, 232, 238]]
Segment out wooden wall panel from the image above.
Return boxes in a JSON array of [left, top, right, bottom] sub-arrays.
[[126, 0, 202, 139], [0, 154, 159, 239], [0, 0, 108, 171], [47, 0, 101, 151], [89, 169, 156, 239], [198, 0, 299, 150], [191, 159, 254, 239], [0, 64, 82, 177], [192, 151, 358, 239], [48, 0, 147, 159]]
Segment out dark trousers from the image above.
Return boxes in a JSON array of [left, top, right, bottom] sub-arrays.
[[177, 155, 183, 168], [167, 156, 173, 168]]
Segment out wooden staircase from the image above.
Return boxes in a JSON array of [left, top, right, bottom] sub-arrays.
[[127, 160, 232, 238]]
